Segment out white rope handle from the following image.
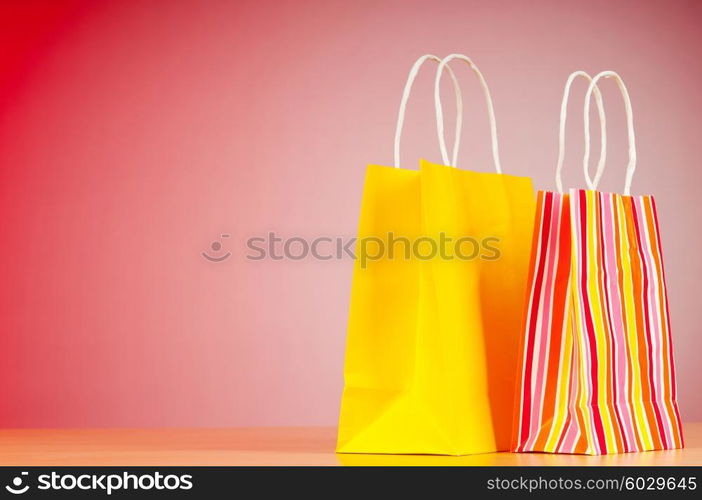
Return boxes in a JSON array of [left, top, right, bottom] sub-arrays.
[[555, 71, 607, 194], [394, 55, 463, 168], [434, 54, 501, 172], [583, 71, 637, 195]]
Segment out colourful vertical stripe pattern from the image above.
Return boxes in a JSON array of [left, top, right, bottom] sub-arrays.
[[513, 189, 683, 455]]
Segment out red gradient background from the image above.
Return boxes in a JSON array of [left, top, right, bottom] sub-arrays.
[[1, 0, 701, 427]]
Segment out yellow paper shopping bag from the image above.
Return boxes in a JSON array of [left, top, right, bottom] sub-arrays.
[[337, 54, 535, 455]]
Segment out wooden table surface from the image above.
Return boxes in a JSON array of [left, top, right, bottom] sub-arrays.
[[1, 423, 700, 466]]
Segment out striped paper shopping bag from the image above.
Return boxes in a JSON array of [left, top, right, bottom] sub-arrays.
[[513, 71, 683, 455]]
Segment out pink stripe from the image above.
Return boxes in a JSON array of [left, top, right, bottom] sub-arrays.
[[559, 345, 581, 452]]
